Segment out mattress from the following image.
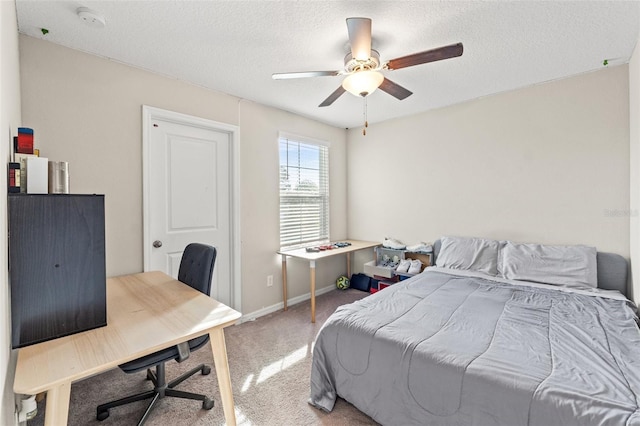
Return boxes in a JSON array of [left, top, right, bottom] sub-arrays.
[[309, 268, 640, 426]]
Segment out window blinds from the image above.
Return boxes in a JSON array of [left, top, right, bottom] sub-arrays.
[[279, 136, 329, 248]]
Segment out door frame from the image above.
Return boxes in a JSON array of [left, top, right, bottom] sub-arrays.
[[142, 105, 242, 313]]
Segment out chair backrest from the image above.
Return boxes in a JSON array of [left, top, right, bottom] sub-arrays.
[[177, 243, 217, 296]]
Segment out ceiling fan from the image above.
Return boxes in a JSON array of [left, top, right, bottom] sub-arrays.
[[272, 17, 463, 108]]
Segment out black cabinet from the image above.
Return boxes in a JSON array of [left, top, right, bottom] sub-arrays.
[[8, 194, 107, 348]]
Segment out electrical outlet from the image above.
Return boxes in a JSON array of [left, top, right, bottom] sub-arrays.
[[267, 275, 273, 287]]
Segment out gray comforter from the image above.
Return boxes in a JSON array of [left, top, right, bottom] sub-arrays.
[[309, 269, 640, 426]]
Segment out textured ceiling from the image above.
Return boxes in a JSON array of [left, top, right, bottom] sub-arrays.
[[15, 1, 640, 129]]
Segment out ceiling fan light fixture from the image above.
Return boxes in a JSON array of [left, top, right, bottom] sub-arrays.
[[342, 70, 384, 97]]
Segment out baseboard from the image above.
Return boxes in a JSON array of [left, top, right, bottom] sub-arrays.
[[240, 285, 335, 323]]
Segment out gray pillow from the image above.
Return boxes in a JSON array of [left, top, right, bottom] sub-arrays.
[[435, 236, 501, 276], [499, 241, 597, 288]]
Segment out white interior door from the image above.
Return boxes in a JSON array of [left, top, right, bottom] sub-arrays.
[[143, 106, 238, 308]]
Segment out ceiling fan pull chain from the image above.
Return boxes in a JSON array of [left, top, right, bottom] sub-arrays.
[[363, 97, 368, 136]]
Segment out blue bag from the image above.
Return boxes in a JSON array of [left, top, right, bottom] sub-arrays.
[[350, 273, 371, 292]]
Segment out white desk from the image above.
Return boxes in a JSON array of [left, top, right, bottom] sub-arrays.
[[278, 239, 379, 322], [13, 271, 241, 426]]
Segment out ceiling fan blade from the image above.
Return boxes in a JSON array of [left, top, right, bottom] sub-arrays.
[[346, 17, 372, 60], [319, 86, 346, 107], [386, 43, 463, 70], [272, 70, 340, 80], [379, 78, 413, 100]]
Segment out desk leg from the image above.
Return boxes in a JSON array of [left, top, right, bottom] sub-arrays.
[[209, 328, 236, 426], [310, 260, 316, 323], [281, 255, 288, 311], [44, 381, 71, 426], [347, 252, 351, 278]]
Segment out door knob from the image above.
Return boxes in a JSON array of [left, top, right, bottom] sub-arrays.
[[153, 240, 163, 248]]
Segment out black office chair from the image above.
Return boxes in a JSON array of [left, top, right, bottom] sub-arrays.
[[97, 243, 217, 425]]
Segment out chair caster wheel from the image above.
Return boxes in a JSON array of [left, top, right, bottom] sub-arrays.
[[202, 365, 211, 375], [97, 409, 110, 421], [203, 397, 214, 410]]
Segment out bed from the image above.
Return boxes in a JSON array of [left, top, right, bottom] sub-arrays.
[[309, 236, 640, 426]]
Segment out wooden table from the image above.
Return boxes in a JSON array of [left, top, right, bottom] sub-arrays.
[[278, 239, 379, 322], [13, 271, 241, 426]]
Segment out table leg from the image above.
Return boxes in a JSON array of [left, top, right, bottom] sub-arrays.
[[310, 260, 316, 323], [281, 255, 288, 311], [44, 381, 71, 426], [347, 252, 351, 278], [209, 328, 236, 426]]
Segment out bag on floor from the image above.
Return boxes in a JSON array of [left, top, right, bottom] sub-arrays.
[[349, 273, 371, 292]]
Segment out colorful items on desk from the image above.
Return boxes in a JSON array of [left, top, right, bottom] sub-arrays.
[[305, 241, 352, 253]]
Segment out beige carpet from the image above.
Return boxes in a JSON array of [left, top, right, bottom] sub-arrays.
[[29, 288, 378, 426]]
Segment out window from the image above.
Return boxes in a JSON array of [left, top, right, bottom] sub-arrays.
[[279, 133, 329, 248]]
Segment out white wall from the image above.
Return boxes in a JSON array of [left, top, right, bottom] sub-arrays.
[[0, 3, 21, 424], [18, 35, 349, 317], [348, 66, 630, 274], [238, 100, 348, 314], [19, 35, 239, 277], [631, 41, 640, 302]]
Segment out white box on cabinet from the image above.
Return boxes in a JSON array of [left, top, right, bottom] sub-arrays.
[[26, 156, 48, 194]]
